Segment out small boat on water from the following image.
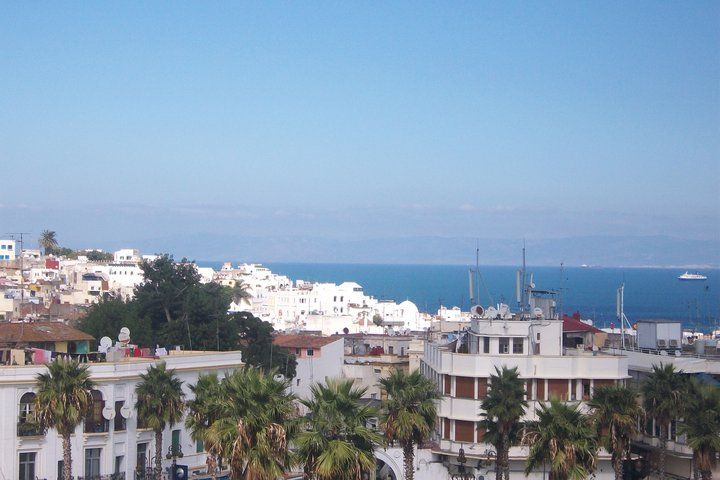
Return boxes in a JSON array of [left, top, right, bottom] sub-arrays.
[[678, 271, 707, 281]]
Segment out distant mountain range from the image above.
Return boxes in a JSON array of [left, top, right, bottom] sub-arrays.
[[103, 234, 719, 268]]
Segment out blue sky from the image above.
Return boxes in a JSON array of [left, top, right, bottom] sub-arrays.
[[1, 2, 718, 252]]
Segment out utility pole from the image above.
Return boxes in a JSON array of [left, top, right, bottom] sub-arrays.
[[6, 232, 30, 315]]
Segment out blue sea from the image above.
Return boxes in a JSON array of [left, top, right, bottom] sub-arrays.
[[199, 262, 719, 331]]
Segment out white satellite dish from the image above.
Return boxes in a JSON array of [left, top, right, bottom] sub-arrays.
[[533, 307, 543, 318], [120, 403, 133, 419], [470, 305, 484, 317], [99, 336, 112, 353], [102, 405, 115, 420], [118, 327, 131, 344], [485, 307, 498, 319]]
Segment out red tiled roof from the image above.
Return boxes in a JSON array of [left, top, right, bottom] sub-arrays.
[[562, 316, 602, 334], [273, 334, 343, 349], [0, 322, 94, 344]]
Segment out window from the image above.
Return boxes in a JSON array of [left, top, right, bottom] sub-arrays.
[[85, 448, 101, 477], [295, 348, 300, 355], [340, 296, 344, 302], [171, 429, 181, 451], [333, 296, 337, 302], [19, 452, 36, 480], [196, 438, 205, 453], [1, 244, 5, 249], [455, 377, 474, 399], [388, 346, 394, 355], [499, 338, 510, 354], [483, 337, 490, 353], [296, 378, 301, 386], [136, 443, 148, 471], [513, 338, 523, 354], [84, 390, 107, 433], [306, 349, 314, 356], [114, 456, 124, 475], [536, 332, 541, 341], [114, 401, 126, 431]]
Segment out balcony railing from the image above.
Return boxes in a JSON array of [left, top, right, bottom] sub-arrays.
[[17, 421, 44, 437], [77, 475, 126, 480]]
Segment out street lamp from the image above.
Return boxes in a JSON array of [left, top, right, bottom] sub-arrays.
[[166, 444, 184, 480]]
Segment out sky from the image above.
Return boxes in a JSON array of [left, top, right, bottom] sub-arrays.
[[1, 2, 718, 258]]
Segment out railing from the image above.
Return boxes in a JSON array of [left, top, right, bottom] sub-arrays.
[[17, 421, 44, 436], [77, 475, 126, 480], [607, 344, 720, 360]]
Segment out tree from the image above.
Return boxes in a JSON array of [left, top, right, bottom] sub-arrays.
[[205, 367, 297, 479], [297, 378, 383, 480], [76, 297, 152, 346], [480, 366, 527, 480], [187, 373, 223, 480], [642, 363, 687, 480], [35, 359, 95, 480], [679, 380, 720, 480], [372, 314, 383, 327], [135, 363, 185, 480], [588, 385, 642, 480], [524, 398, 598, 480], [231, 280, 253, 307], [380, 369, 439, 480], [234, 312, 297, 378], [39, 230, 59, 255], [134, 254, 201, 325]]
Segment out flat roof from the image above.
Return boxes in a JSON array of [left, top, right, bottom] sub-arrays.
[[273, 334, 343, 349]]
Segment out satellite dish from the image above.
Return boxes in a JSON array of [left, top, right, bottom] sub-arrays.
[[485, 307, 498, 319], [120, 403, 133, 419], [470, 305, 484, 317], [99, 336, 112, 353], [118, 327, 131, 343], [533, 307, 543, 319], [102, 405, 115, 420]]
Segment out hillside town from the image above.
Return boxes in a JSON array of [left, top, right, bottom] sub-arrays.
[[1, 236, 718, 480]]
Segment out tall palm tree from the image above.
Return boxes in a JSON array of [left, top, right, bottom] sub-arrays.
[[205, 367, 296, 479], [297, 378, 383, 480], [135, 362, 186, 480], [231, 280, 253, 308], [187, 373, 223, 480], [642, 363, 687, 480], [588, 384, 642, 480], [379, 369, 439, 480], [39, 229, 58, 255], [679, 379, 720, 480], [480, 366, 527, 480], [524, 398, 598, 480], [35, 359, 95, 480]]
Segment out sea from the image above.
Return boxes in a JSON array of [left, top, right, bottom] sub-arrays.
[[199, 262, 720, 332]]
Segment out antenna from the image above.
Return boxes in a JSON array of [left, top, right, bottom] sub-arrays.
[[6, 232, 30, 312], [616, 284, 632, 349]]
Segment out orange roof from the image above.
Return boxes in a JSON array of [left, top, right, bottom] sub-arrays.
[[0, 322, 94, 344], [273, 334, 342, 349]]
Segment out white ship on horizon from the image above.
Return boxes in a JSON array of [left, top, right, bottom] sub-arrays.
[[678, 271, 707, 281]]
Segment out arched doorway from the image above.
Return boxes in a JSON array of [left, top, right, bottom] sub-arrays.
[[375, 459, 398, 480], [372, 449, 401, 480]]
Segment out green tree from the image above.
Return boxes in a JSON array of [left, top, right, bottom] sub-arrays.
[[679, 380, 720, 480], [35, 359, 95, 480], [39, 230, 59, 255], [135, 363, 186, 480], [642, 363, 687, 480], [480, 366, 527, 480], [134, 254, 201, 325], [372, 314, 383, 327], [588, 385, 642, 480], [205, 367, 297, 479], [76, 297, 152, 346], [379, 369, 439, 480], [187, 373, 223, 480], [297, 378, 383, 480], [234, 312, 297, 378], [524, 398, 598, 480]]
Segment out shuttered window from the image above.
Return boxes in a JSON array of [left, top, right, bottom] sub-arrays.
[[455, 420, 474, 442], [537, 380, 545, 401], [443, 418, 451, 439], [477, 378, 488, 398], [456, 377, 474, 399], [444, 375, 451, 395], [548, 379, 569, 400]]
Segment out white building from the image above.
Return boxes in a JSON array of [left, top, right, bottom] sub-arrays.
[[5, 350, 244, 480], [0, 239, 17, 261], [421, 312, 629, 479], [113, 249, 141, 263]]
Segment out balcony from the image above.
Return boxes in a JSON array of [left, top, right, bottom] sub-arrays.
[[17, 421, 44, 437], [84, 419, 110, 434]]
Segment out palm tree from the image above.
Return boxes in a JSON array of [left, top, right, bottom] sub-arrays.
[[588, 384, 642, 480], [39, 229, 58, 255], [524, 398, 598, 480], [35, 359, 95, 480], [230, 280, 253, 308], [135, 362, 186, 480], [187, 373, 223, 480], [297, 378, 383, 480], [379, 369, 439, 480], [480, 366, 527, 480], [679, 380, 720, 480], [642, 363, 687, 480], [205, 367, 296, 479]]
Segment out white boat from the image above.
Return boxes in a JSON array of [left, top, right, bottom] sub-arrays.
[[678, 271, 707, 281]]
